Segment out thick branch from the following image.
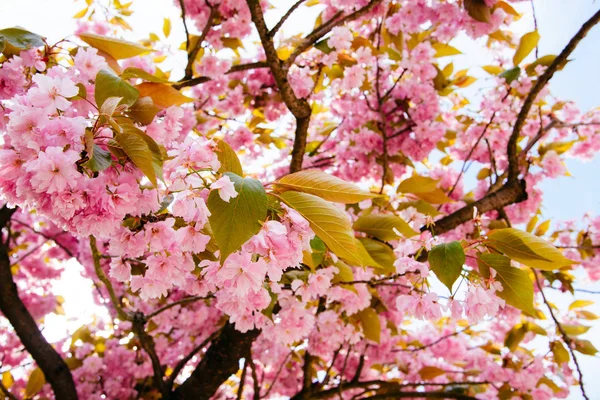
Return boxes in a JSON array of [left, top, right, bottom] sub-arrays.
[[425, 179, 527, 235], [246, 0, 312, 173], [173, 322, 260, 400], [0, 206, 78, 400], [507, 9, 600, 182], [131, 312, 168, 397]]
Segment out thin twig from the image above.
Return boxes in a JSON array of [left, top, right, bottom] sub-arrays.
[[268, 0, 307, 38], [533, 270, 589, 400], [89, 235, 128, 321], [146, 295, 211, 320]]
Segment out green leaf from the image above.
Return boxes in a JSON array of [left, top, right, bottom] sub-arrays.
[[136, 82, 193, 108], [208, 172, 267, 263], [499, 66, 521, 84], [487, 228, 575, 271], [216, 139, 243, 176], [357, 307, 381, 343], [428, 241, 465, 292], [275, 169, 377, 203], [281, 191, 360, 266], [24, 368, 45, 399], [78, 32, 151, 59], [114, 126, 163, 186], [513, 30, 540, 66], [358, 238, 396, 275], [95, 69, 139, 108], [0, 27, 44, 56], [354, 213, 418, 241], [477, 253, 536, 316]]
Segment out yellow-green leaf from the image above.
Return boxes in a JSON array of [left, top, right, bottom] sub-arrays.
[[135, 82, 193, 108], [482, 65, 503, 75], [24, 368, 45, 399], [526, 54, 557, 76], [418, 366, 445, 380], [357, 307, 380, 343], [487, 228, 575, 271], [358, 237, 396, 275], [432, 42, 462, 57], [2, 371, 14, 389], [79, 32, 151, 59], [397, 175, 439, 194], [550, 341, 570, 364], [572, 339, 598, 355], [114, 126, 163, 186], [569, 300, 594, 311], [534, 220, 551, 236], [281, 191, 360, 265], [354, 213, 418, 241], [127, 96, 160, 125], [513, 30, 540, 66], [163, 18, 171, 37], [94, 69, 139, 108], [429, 241, 465, 292], [415, 188, 453, 204], [208, 172, 267, 263], [355, 238, 383, 269], [561, 324, 591, 336], [216, 139, 243, 176], [275, 170, 377, 203], [477, 253, 536, 316], [121, 67, 169, 83]]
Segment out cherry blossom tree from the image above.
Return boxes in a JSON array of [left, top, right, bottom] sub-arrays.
[[1, 1, 600, 399]]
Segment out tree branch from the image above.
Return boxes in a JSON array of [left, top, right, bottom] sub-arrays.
[[131, 312, 168, 398], [89, 235, 128, 321], [282, 0, 383, 71], [173, 322, 260, 399], [507, 9, 600, 182], [182, 2, 217, 80], [0, 206, 78, 400], [268, 0, 306, 38], [173, 61, 269, 89], [533, 271, 589, 400], [246, 0, 312, 173], [146, 295, 210, 320], [167, 327, 222, 389]]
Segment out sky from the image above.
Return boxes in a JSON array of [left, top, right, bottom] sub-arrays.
[[1, 0, 600, 398]]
